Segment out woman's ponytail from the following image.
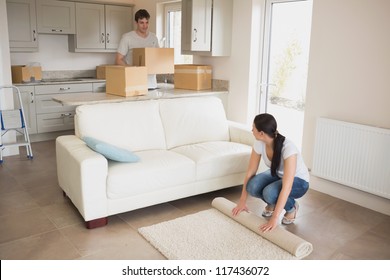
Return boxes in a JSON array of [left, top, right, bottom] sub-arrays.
[[271, 131, 285, 177], [253, 114, 285, 177]]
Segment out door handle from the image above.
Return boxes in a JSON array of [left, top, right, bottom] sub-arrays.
[[59, 87, 71, 91], [193, 28, 197, 42]]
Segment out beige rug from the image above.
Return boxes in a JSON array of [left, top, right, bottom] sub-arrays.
[[138, 197, 313, 260]]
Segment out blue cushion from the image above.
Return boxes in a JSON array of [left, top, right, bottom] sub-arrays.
[[83, 137, 140, 163]]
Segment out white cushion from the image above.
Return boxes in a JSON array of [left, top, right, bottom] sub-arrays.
[[75, 100, 166, 152], [172, 141, 252, 180], [106, 150, 196, 199], [159, 97, 230, 149]]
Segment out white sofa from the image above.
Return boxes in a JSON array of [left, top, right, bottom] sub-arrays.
[[56, 96, 253, 228]]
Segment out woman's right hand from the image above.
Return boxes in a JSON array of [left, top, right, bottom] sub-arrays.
[[232, 202, 248, 216]]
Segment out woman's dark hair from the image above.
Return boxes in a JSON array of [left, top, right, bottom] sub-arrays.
[[135, 9, 150, 22], [253, 113, 286, 177]]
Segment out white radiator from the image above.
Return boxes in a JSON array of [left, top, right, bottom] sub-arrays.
[[312, 118, 390, 199]]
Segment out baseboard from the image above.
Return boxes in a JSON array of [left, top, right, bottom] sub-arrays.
[[310, 175, 390, 216]]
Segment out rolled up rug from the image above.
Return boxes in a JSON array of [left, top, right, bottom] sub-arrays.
[[211, 197, 313, 259]]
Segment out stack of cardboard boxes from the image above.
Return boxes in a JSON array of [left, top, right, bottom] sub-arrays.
[[97, 48, 213, 97], [100, 48, 174, 97]]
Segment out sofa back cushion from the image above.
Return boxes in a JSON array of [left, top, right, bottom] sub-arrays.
[[159, 97, 230, 149], [75, 100, 166, 152]]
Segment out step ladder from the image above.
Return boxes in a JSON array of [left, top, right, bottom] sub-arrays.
[[0, 85, 33, 163]]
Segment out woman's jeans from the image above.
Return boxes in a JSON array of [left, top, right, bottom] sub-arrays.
[[246, 170, 309, 212]]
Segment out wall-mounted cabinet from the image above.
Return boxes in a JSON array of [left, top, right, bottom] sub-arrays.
[[7, 0, 38, 52], [181, 0, 233, 56], [68, 3, 133, 52], [181, 0, 212, 52], [36, 0, 76, 34]]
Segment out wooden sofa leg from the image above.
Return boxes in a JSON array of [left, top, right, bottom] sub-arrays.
[[86, 217, 108, 229]]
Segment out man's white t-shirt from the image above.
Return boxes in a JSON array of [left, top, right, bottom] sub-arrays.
[[253, 138, 310, 182], [117, 31, 159, 89]]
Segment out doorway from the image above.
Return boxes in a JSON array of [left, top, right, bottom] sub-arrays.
[[259, 0, 313, 150]]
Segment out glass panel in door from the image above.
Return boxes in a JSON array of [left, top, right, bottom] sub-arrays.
[[259, 0, 313, 150]]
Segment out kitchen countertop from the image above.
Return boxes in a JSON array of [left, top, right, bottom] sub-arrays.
[[52, 84, 228, 106]]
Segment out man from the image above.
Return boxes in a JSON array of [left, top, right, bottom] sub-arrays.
[[115, 9, 159, 89]]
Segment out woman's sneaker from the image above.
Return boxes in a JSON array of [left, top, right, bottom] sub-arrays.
[[282, 202, 299, 225], [262, 205, 275, 217]]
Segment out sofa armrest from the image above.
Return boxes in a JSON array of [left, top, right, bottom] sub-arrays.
[[56, 135, 108, 221], [228, 121, 254, 147]]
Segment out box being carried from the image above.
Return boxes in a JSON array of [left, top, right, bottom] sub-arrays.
[[105, 66, 148, 97], [132, 48, 174, 74], [96, 64, 116, 79], [11, 65, 42, 83], [174, 64, 212, 90]]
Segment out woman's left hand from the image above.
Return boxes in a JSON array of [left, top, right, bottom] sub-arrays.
[[259, 217, 278, 232]]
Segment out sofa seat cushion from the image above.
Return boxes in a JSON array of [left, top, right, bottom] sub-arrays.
[[171, 141, 252, 181], [106, 150, 196, 199]]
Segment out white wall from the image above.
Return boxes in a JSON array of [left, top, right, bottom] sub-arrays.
[[11, 35, 116, 71], [303, 0, 390, 214], [196, 0, 263, 124]]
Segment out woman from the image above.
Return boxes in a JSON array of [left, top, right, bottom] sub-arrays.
[[232, 113, 309, 232]]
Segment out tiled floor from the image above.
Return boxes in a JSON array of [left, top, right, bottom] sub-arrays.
[[0, 140, 389, 260]]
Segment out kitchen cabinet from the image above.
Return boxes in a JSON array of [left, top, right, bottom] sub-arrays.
[[181, 0, 233, 56], [68, 3, 133, 52], [93, 82, 106, 92], [36, 0, 76, 34], [34, 83, 92, 133], [13, 85, 38, 134], [181, 0, 212, 52], [6, 0, 38, 52]]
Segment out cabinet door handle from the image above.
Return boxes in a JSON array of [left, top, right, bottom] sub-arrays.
[[33, 30, 37, 41], [193, 28, 197, 42], [101, 33, 105, 43], [106, 33, 110, 43], [30, 92, 34, 103], [61, 113, 72, 117], [51, 29, 63, 32], [59, 87, 71, 91]]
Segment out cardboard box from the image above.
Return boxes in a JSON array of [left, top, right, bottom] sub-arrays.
[[132, 48, 174, 74], [11, 65, 42, 83], [105, 66, 148, 97], [96, 64, 116, 79], [174, 64, 212, 90]]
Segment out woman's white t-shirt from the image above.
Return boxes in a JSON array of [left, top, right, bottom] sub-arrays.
[[253, 138, 309, 182]]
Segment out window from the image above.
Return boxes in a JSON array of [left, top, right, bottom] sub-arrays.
[[163, 2, 192, 64]]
